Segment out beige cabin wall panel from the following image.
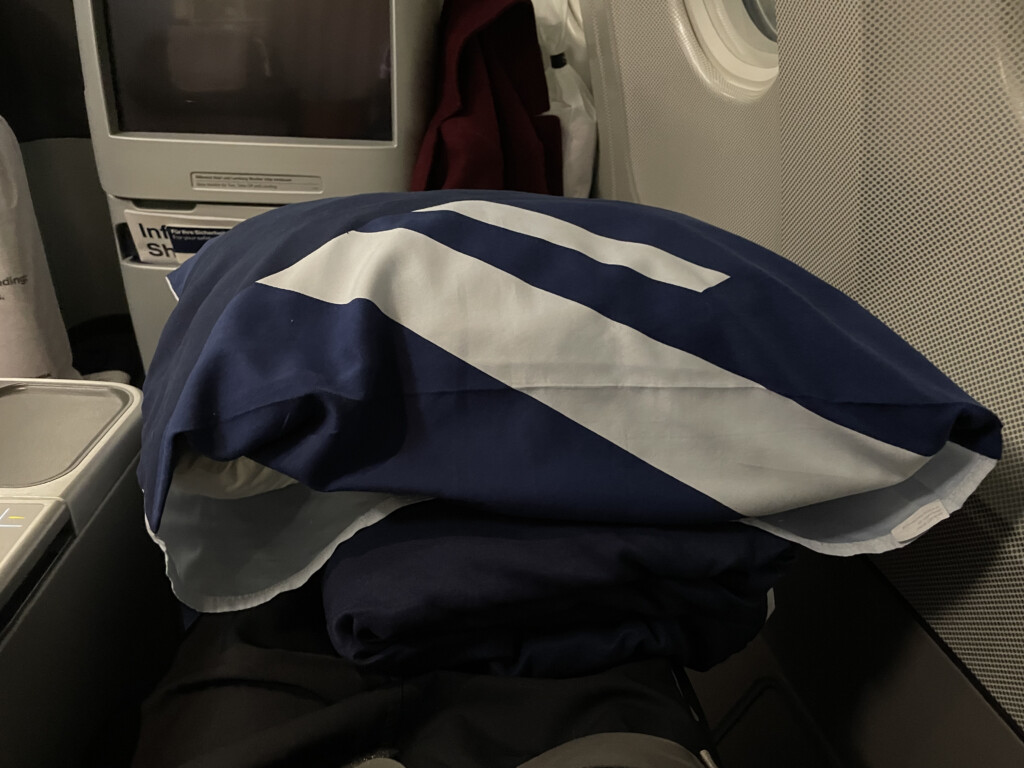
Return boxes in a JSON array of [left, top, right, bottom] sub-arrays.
[[587, 0, 782, 252], [585, 0, 1024, 733]]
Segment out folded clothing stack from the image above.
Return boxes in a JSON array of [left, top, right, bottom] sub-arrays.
[[140, 190, 1000, 681], [322, 500, 791, 677]]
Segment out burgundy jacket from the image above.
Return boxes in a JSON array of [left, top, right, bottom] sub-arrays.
[[411, 0, 563, 194]]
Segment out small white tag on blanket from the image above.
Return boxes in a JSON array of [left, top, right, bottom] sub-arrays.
[[892, 500, 950, 543]]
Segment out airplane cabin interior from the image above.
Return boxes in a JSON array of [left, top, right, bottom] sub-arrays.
[[1, 1, 1023, 767]]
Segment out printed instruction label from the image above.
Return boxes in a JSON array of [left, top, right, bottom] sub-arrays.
[[191, 172, 323, 193], [892, 500, 950, 543], [0, 273, 28, 302], [125, 210, 243, 265]]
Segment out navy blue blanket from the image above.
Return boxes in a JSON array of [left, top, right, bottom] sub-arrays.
[[322, 501, 792, 676]]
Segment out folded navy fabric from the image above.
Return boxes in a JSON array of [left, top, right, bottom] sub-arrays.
[[322, 501, 793, 677]]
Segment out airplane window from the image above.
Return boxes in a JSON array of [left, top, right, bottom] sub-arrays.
[[682, 0, 779, 96], [742, 0, 777, 42]]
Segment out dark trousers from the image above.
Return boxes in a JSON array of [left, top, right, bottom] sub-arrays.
[[132, 575, 716, 768]]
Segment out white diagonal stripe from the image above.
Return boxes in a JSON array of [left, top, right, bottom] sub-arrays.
[[259, 227, 926, 516], [413, 200, 730, 292]]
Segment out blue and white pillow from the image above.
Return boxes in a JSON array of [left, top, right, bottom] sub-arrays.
[[140, 191, 1001, 611]]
